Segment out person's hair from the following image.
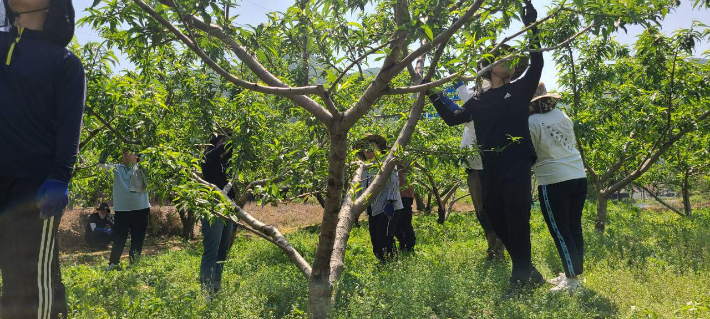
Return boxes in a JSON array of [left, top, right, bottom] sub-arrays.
[[2, 0, 75, 47], [45, 0, 75, 47]]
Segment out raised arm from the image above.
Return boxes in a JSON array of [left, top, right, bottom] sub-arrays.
[[516, 0, 543, 100]]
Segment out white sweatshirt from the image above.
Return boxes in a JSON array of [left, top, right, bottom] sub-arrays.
[[528, 108, 587, 185], [456, 85, 483, 170]]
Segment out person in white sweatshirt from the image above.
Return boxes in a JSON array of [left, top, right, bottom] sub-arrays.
[[528, 83, 588, 292]]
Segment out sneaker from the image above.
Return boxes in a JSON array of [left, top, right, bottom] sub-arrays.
[[550, 277, 581, 293], [547, 273, 566, 285]]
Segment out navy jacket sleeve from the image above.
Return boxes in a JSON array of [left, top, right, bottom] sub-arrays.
[[47, 53, 86, 183], [429, 93, 473, 126]]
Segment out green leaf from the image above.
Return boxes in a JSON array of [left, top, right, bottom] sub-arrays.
[[423, 25, 434, 41]]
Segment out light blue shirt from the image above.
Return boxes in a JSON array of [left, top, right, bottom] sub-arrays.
[[101, 164, 151, 212]]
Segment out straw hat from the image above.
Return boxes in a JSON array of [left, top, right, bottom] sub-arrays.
[[529, 82, 561, 114]]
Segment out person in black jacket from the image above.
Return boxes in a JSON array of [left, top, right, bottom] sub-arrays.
[[427, 0, 544, 290], [200, 132, 235, 294], [84, 202, 114, 249], [0, 1, 84, 318]]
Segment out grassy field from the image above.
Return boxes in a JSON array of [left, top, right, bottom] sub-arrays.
[[50, 202, 710, 318]]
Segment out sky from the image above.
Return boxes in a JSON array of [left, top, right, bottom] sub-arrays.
[[72, 0, 709, 90]]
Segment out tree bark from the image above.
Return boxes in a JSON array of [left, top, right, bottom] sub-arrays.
[[682, 171, 692, 217], [595, 194, 609, 232], [308, 125, 348, 319], [414, 192, 426, 211], [177, 208, 196, 240]]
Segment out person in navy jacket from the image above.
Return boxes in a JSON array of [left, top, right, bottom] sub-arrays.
[[0, 0, 85, 317]]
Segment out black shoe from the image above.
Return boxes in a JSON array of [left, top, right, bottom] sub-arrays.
[[528, 267, 546, 286]]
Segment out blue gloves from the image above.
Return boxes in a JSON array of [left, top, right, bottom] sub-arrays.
[[384, 202, 395, 219], [36, 179, 69, 220], [105, 228, 113, 235]]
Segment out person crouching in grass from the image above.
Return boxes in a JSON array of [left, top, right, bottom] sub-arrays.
[[357, 134, 403, 263], [84, 202, 115, 249]]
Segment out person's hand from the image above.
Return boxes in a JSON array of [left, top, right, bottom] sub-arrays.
[[36, 180, 69, 220], [522, 0, 537, 27], [105, 228, 113, 235]]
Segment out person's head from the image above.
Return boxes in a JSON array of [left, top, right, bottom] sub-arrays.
[[209, 134, 228, 148], [529, 82, 561, 115], [96, 202, 110, 218], [357, 134, 388, 161], [479, 44, 528, 86], [4, 0, 75, 46], [122, 149, 138, 166]]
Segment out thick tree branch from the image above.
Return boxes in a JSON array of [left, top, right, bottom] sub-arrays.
[[341, 0, 485, 129], [636, 184, 684, 217], [191, 171, 312, 278], [328, 36, 403, 95], [133, 0, 333, 125], [603, 109, 710, 195]]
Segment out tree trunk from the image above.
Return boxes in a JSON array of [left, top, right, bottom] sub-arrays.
[[595, 194, 609, 232], [425, 193, 432, 213], [308, 127, 348, 319], [682, 171, 692, 217], [414, 192, 426, 212], [177, 208, 196, 240]]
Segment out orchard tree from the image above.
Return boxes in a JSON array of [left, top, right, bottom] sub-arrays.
[[552, 22, 710, 232], [83, 0, 675, 316]]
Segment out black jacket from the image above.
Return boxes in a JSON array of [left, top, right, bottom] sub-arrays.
[[0, 27, 86, 183], [429, 40, 543, 169], [201, 143, 233, 192]]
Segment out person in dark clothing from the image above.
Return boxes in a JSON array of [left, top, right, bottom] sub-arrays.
[[200, 133, 236, 294], [395, 168, 416, 252], [427, 0, 544, 289], [84, 202, 114, 249], [0, 1, 84, 318]]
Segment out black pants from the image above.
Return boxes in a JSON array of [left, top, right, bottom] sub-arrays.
[[0, 178, 68, 319], [85, 231, 113, 249], [109, 208, 150, 265], [368, 209, 400, 262], [480, 161, 534, 281], [395, 197, 416, 251], [539, 178, 587, 278]]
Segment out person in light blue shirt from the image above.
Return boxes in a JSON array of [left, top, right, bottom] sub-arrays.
[[99, 149, 151, 268]]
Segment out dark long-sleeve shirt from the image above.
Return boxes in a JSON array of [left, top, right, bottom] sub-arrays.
[[201, 143, 233, 190], [430, 32, 543, 169], [0, 27, 86, 183]]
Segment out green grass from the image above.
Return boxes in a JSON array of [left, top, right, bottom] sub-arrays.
[[60, 203, 710, 318]]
